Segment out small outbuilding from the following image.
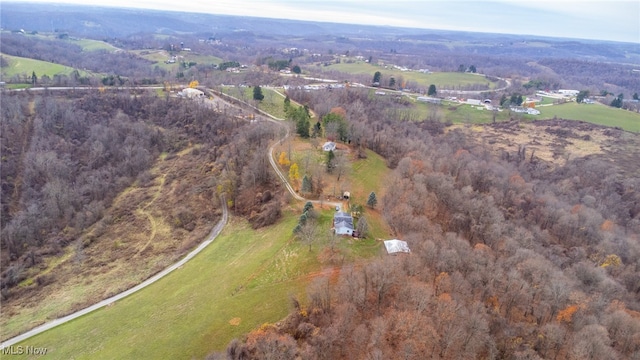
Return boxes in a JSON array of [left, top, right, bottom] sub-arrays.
[[322, 141, 336, 152], [417, 96, 441, 104], [179, 88, 205, 98], [384, 239, 411, 254]]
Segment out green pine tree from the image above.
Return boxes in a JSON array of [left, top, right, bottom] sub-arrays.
[[367, 191, 377, 208]]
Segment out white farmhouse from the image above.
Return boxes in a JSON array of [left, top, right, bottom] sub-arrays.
[[333, 212, 354, 236]]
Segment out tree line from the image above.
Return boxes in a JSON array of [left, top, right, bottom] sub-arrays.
[[1, 90, 282, 300]]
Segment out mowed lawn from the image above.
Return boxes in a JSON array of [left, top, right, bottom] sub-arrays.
[[74, 39, 119, 52], [221, 86, 295, 119], [324, 61, 498, 89], [12, 214, 328, 359], [538, 102, 640, 132], [0, 54, 87, 78]]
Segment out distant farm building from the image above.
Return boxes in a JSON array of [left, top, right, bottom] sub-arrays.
[[384, 239, 411, 254], [466, 99, 482, 106], [334, 212, 354, 236], [417, 96, 441, 104], [527, 108, 541, 115], [558, 89, 579, 96], [343, 191, 350, 200], [322, 141, 336, 152], [179, 88, 205, 98]]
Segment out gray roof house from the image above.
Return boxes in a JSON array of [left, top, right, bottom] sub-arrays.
[[333, 211, 354, 235]]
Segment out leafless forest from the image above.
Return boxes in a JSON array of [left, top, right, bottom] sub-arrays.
[[0, 91, 281, 300], [210, 89, 640, 360], [1, 4, 639, 359]]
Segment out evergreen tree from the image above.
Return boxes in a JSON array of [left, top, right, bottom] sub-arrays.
[[576, 90, 589, 103], [428, 84, 437, 96], [299, 212, 308, 226], [303, 201, 314, 213], [302, 176, 313, 193], [322, 113, 348, 142], [31, 71, 37, 86], [610, 93, 624, 108], [367, 191, 377, 208], [372, 71, 381, 85], [292, 65, 301, 74], [284, 95, 291, 112], [326, 150, 335, 173], [253, 85, 264, 101], [289, 107, 310, 138]]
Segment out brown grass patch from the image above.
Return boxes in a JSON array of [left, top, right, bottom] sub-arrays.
[[229, 317, 241, 326], [1, 145, 223, 340]]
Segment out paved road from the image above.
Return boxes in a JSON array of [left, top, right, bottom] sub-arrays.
[[0, 196, 228, 349]]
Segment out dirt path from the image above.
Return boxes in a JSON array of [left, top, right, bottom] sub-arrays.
[[0, 196, 228, 349], [8, 99, 35, 215], [207, 88, 342, 209]]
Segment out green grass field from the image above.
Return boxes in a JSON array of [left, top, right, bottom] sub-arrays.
[[0, 53, 89, 79], [73, 39, 119, 52], [133, 50, 222, 71], [406, 99, 640, 132], [323, 61, 498, 89], [11, 215, 323, 359], [221, 86, 295, 119], [538, 102, 640, 132], [9, 142, 393, 358]]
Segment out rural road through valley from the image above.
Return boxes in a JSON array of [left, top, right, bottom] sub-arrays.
[[2, 85, 339, 350], [0, 196, 228, 350]]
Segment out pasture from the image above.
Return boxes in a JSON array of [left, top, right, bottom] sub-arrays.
[[538, 102, 640, 133], [0, 53, 91, 79], [322, 60, 499, 89]]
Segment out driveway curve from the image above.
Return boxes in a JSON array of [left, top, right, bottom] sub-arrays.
[[0, 196, 228, 349], [207, 88, 342, 210]]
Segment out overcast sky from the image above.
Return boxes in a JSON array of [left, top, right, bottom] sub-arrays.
[[10, 0, 640, 43]]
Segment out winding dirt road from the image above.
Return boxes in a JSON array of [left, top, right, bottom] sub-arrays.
[[0, 196, 228, 349], [1, 86, 337, 350]]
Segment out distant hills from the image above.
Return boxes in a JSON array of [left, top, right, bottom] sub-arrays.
[[2, 2, 639, 64]]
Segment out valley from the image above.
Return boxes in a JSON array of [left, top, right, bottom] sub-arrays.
[[1, 2, 640, 359]]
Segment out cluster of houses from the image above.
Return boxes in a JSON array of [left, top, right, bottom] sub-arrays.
[[283, 83, 346, 91]]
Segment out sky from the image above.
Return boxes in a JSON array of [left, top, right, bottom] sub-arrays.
[[9, 0, 640, 43]]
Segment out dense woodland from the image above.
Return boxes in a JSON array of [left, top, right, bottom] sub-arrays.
[[210, 88, 640, 359], [0, 91, 281, 299], [2, 5, 640, 358]]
